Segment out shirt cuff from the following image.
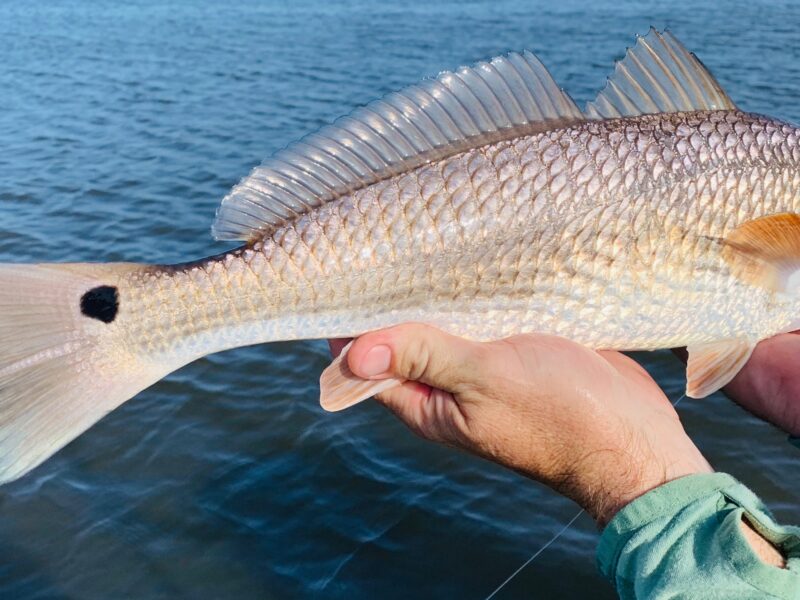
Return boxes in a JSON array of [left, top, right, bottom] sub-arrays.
[[597, 472, 800, 599]]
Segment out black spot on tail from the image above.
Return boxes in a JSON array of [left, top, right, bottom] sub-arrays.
[[80, 286, 119, 323]]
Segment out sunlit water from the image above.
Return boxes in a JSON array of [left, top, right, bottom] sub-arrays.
[[1, 1, 799, 598]]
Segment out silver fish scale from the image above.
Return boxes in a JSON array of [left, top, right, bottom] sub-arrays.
[[121, 110, 800, 361]]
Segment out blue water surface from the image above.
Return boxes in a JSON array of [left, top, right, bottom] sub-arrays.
[[1, 1, 799, 598]]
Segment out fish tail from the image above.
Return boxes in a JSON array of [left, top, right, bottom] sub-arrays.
[[0, 262, 173, 483]]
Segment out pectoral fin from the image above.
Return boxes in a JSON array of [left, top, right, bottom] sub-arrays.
[[722, 213, 800, 292], [685, 339, 755, 398], [320, 344, 405, 412]]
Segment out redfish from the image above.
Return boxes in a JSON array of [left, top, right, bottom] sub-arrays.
[[2, 29, 798, 482]]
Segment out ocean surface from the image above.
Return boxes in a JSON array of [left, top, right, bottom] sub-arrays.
[[1, 1, 799, 598]]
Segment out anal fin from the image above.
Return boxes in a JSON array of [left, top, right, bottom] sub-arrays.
[[320, 344, 405, 412], [686, 339, 755, 398]]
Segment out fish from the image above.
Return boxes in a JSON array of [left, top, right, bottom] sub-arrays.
[[2, 28, 799, 484]]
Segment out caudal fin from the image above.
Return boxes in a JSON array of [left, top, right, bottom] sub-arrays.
[[0, 262, 171, 483]]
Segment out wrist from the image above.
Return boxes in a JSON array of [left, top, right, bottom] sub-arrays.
[[585, 434, 713, 527]]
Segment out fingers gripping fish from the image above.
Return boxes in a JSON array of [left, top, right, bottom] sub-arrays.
[[2, 29, 799, 482]]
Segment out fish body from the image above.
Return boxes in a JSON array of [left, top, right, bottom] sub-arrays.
[[123, 110, 800, 360], [2, 29, 800, 481]]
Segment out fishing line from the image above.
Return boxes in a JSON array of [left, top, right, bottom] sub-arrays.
[[483, 391, 687, 599], [483, 508, 584, 600]]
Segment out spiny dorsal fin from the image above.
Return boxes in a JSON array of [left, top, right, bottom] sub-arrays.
[[585, 28, 736, 119], [213, 51, 585, 241]]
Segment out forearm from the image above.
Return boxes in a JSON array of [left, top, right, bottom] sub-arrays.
[[741, 519, 787, 569], [598, 473, 800, 599]]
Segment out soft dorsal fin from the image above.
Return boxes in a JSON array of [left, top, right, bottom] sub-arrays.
[[585, 28, 736, 119], [213, 51, 585, 241]]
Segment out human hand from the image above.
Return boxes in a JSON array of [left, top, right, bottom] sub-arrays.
[[328, 325, 711, 525]]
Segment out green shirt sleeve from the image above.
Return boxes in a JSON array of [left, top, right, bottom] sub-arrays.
[[597, 473, 800, 599]]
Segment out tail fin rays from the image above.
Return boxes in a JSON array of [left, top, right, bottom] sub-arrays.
[[0, 263, 168, 483]]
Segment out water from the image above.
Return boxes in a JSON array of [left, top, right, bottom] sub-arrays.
[[1, 1, 799, 597]]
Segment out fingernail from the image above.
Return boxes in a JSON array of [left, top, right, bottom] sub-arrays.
[[359, 345, 392, 377]]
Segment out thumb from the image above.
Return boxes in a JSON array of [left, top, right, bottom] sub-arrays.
[[347, 323, 485, 393]]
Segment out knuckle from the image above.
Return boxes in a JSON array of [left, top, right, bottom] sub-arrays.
[[400, 335, 432, 381], [456, 343, 495, 391]]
